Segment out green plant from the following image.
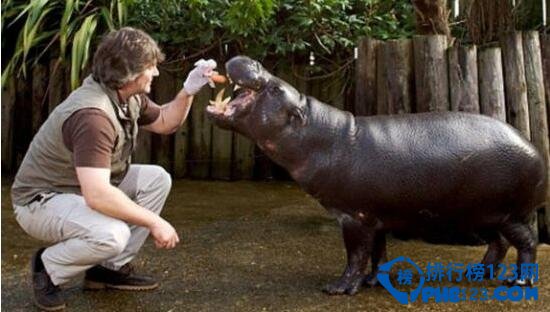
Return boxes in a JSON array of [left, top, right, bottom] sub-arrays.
[[1, 0, 130, 89], [128, 0, 415, 73]]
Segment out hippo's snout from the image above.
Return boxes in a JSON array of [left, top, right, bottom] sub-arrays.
[[226, 56, 270, 91]]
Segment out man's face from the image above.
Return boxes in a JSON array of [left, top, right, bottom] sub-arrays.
[[134, 65, 159, 94]]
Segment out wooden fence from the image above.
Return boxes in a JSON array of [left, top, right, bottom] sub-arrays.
[[0, 55, 350, 180], [355, 31, 550, 242], [1, 31, 550, 240]]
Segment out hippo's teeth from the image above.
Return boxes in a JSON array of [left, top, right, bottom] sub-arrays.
[[233, 84, 241, 91], [209, 88, 230, 111]]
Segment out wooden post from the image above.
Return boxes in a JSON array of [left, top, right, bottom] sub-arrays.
[[133, 129, 152, 164], [523, 31, 550, 242], [211, 83, 233, 180], [15, 76, 32, 168], [414, 35, 449, 112], [231, 65, 255, 179], [1, 78, 16, 172], [355, 38, 377, 115], [448, 45, 480, 113], [151, 69, 176, 173], [48, 59, 66, 113], [320, 76, 332, 106], [31, 63, 48, 135], [377, 39, 414, 115], [189, 86, 213, 179], [232, 132, 255, 180], [173, 75, 189, 178], [541, 33, 550, 141], [330, 73, 345, 111], [501, 32, 530, 138], [478, 47, 506, 121], [133, 60, 153, 165]]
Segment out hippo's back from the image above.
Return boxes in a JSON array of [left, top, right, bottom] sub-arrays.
[[336, 112, 547, 225]]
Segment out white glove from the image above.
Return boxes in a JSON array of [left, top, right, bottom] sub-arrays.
[[183, 59, 217, 95]]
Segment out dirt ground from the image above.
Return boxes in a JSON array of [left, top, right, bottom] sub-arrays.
[[2, 178, 549, 311]]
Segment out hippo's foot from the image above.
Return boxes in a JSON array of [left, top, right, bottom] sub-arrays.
[[363, 272, 380, 287], [322, 273, 366, 295]]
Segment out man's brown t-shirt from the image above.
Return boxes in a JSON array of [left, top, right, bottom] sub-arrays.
[[62, 94, 160, 168]]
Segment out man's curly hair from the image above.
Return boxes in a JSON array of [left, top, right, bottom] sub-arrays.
[[92, 27, 165, 89]]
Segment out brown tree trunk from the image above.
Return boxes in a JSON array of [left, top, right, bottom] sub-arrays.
[[412, 0, 451, 39]]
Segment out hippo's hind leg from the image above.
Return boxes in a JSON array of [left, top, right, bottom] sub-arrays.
[[323, 215, 374, 295], [499, 220, 537, 285], [364, 231, 387, 287], [480, 232, 510, 279]]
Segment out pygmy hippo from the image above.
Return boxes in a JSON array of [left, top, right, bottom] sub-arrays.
[[205, 55, 548, 295]]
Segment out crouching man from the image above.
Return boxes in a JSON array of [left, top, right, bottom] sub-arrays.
[[11, 27, 216, 311]]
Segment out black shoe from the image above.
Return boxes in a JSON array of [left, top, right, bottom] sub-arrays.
[[31, 248, 66, 311], [83, 263, 159, 291]]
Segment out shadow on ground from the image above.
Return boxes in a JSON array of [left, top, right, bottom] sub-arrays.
[[2, 178, 549, 311]]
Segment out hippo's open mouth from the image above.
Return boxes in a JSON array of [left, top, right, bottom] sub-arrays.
[[206, 56, 269, 125], [206, 84, 257, 118]]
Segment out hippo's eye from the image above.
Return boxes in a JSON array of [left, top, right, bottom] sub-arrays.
[[269, 85, 283, 95]]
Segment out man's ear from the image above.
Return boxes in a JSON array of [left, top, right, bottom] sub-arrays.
[[289, 106, 306, 126]]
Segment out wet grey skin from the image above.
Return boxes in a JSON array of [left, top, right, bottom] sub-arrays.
[[206, 55, 547, 295]]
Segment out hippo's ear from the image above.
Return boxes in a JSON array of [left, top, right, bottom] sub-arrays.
[[288, 106, 306, 127]]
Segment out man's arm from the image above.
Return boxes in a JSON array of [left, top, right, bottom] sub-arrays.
[[76, 167, 179, 249], [140, 89, 193, 135], [142, 59, 217, 134]]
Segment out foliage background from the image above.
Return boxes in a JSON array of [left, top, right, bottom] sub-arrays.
[[1, 0, 416, 84], [1, 0, 546, 86]]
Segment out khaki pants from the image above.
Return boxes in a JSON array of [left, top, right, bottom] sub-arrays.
[[14, 165, 172, 286]]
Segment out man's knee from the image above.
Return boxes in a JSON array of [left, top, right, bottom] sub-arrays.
[[88, 221, 131, 258], [149, 165, 172, 193]]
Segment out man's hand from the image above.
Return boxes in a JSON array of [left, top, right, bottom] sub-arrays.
[[149, 217, 180, 249], [183, 59, 217, 95], [77, 167, 180, 250]]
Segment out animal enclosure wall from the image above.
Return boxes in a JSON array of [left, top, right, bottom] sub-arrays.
[[355, 32, 550, 243]]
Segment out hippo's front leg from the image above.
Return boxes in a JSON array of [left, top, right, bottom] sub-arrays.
[[323, 214, 374, 295]]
